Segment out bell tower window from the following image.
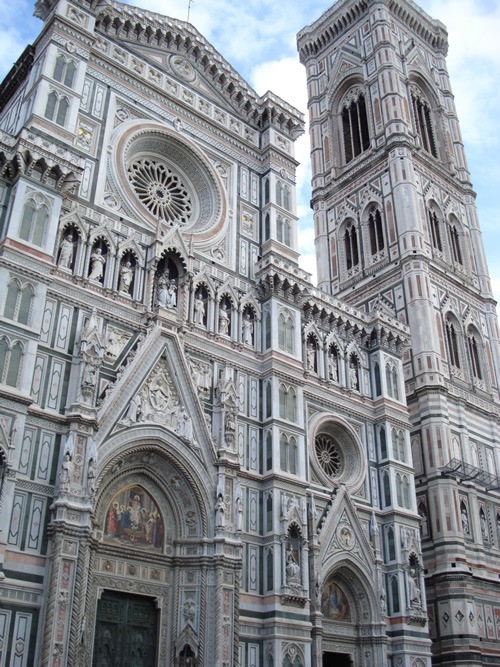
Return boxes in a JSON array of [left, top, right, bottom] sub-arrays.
[[428, 210, 442, 252], [411, 89, 437, 158], [341, 92, 370, 164], [369, 209, 385, 255], [344, 222, 359, 270]]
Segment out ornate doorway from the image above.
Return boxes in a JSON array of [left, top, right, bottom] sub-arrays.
[[92, 590, 158, 666], [323, 652, 352, 667]]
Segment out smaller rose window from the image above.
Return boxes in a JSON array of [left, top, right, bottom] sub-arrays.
[[127, 158, 192, 225], [315, 434, 342, 478]]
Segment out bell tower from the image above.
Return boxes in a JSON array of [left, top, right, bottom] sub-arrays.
[[299, 1, 500, 665]]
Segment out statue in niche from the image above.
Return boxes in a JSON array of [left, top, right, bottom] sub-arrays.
[[87, 458, 96, 496], [461, 505, 470, 535], [104, 485, 163, 551], [219, 304, 230, 335], [59, 451, 73, 491], [166, 281, 177, 309], [286, 546, 300, 583], [189, 358, 212, 396], [215, 493, 225, 528], [224, 408, 236, 447], [89, 246, 106, 281], [58, 233, 74, 269], [194, 291, 206, 326], [183, 599, 196, 626], [408, 566, 421, 607], [328, 351, 338, 381], [306, 341, 316, 371], [118, 260, 134, 294], [480, 510, 489, 541], [349, 362, 358, 390], [157, 275, 177, 309], [242, 312, 254, 346]]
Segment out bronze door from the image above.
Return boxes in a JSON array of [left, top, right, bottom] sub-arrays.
[[93, 591, 158, 667]]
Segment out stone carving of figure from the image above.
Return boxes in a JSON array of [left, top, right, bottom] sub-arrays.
[[328, 352, 338, 382], [461, 507, 470, 535], [242, 312, 253, 346], [157, 274, 169, 307], [59, 451, 73, 491], [286, 547, 300, 583], [119, 261, 134, 294], [408, 566, 421, 607], [480, 512, 488, 541], [235, 493, 243, 533], [307, 342, 316, 371], [224, 409, 236, 438], [58, 233, 74, 269], [183, 598, 196, 626], [215, 493, 225, 528], [89, 247, 106, 281], [194, 292, 206, 326], [166, 282, 177, 309], [350, 363, 358, 390], [219, 304, 230, 335], [87, 458, 96, 496]]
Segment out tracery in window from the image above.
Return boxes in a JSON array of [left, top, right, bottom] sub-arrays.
[[276, 181, 291, 210], [368, 208, 385, 256], [445, 317, 460, 369], [410, 88, 437, 158], [278, 384, 296, 422], [428, 209, 442, 252], [280, 433, 298, 474], [4, 279, 33, 326], [45, 91, 69, 126], [382, 470, 391, 507], [396, 473, 411, 509], [448, 220, 463, 265], [392, 428, 406, 463], [385, 362, 399, 399], [341, 91, 370, 163], [278, 310, 295, 354], [53, 54, 76, 88], [19, 196, 49, 246], [277, 215, 291, 247], [0, 337, 24, 388], [467, 327, 482, 381], [344, 222, 360, 271]]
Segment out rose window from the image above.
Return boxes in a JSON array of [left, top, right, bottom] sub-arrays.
[[315, 434, 342, 478], [127, 158, 193, 225]]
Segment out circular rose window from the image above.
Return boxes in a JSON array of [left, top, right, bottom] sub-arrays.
[[312, 420, 365, 492], [127, 158, 192, 225], [111, 122, 225, 237]]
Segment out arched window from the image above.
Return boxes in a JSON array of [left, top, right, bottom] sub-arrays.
[[278, 385, 297, 422], [289, 437, 298, 475], [382, 470, 391, 507], [53, 54, 76, 88], [276, 180, 283, 207], [4, 280, 33, 325], [341, 91, 370, 163], [0, 337, 24, 388], [19, 198, 49, 246], [428, 209, 442, 252], [266, 547, 274, 590], [277, 217, 291, 246], [392, 429, 406, 462], [379, 425, 387, 459], [264, 213, 270, 241], [368, 208, 385, 255], [411, 88, 437, 158], [265, 311, 271, 349], [266, 493, 273, 532], [467, 328, 482, 380], [387, 526, 396, 561], [390, 575, 400, 614], [45, 91, 69, 126], [278, 311, 295, 354], [277, 216, 283, 243], [265, 431, 273, 470], [280, 433, 288, 471], [448, 221, 463, 265], [385, 362, 399, 399], [344, 222, 359, 271], [283, 185, 290, 211], [374, 362, 381, 396], [445, 317, 460, 369], [396, 474, 411, 509], [265, 382, 272, 418], [264, 178, 270, 204]]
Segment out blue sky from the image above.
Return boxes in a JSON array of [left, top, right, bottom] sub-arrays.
[[1, 0, 499, 302]]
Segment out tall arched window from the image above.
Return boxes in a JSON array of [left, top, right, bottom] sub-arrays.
[[368, 208, 385, 255], [53, 54, 76, 88], [385, 362, 399, 399], [467, 328, 482, 381], [0, 337, 24, 388], [382, 470, 391, 507], [341, 91, 370, 163], [448, 221, 463, 265], [265, 431, 273, 470], [278, 385, 296, 422], [410, 88, 437, 158], [344, 222, 359, 271], [45, 91, 69, 126], [379, 425, 387, 459], [445, 317, 460, 368], [4, 280, 33, 326], [428, 209, 442, 252], [19, 197, 49, 246], [278, 311, 295, 354]]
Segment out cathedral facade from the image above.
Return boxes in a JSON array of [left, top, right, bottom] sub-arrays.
[[0, 0, 496, 666]]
